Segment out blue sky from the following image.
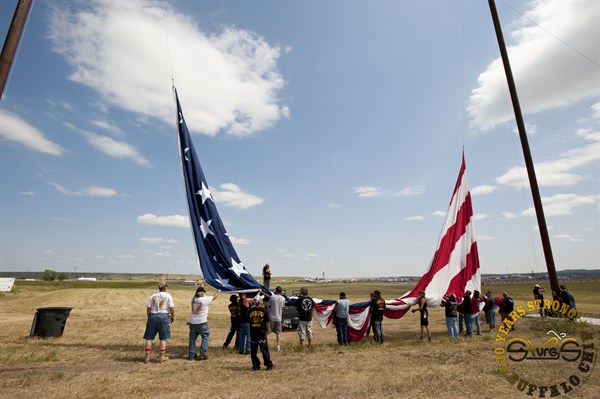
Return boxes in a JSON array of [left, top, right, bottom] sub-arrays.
[[0, 0, 598, 279]]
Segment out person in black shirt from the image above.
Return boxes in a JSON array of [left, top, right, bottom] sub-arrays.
[[500, 292, 515, 331], [262, 263, 272, 291], [441, 293, 458, 337], [295, 287, 315, 349], [247, 296, 273, 371], [462, 290, 473, 336], [482, 290, 496, 332], [222, 294, 239, 349], [370, 290, 386, 344]]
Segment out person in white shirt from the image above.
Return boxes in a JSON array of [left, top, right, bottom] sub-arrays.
[[188, 286, 220, 360], [267, 286, 285, 352], [143, 283, 175, 364], [335, 292, 350, 346]]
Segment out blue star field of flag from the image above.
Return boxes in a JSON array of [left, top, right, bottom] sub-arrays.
[[175, 88, 266, 293]]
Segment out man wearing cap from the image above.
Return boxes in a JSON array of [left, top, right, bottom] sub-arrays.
[[533, 284, 548, 317], [188, 286, 220, 360], [143, 283, 175, 364], [370, 290, 386, 344], [267, 286, 285, 352]]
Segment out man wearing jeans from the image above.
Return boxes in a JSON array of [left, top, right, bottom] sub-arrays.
[[188, 286, 220, 360], [370, 290, 386, 344], [335, 292, 350, 346], [462, 290, 473, 336], [441, 293, 458, 337]]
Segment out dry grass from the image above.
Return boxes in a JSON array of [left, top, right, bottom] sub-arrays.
[[0, 280, 598, 399]]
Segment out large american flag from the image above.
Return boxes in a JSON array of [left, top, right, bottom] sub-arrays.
[[314, 154, 481, 340], [175, 88, 266, 293]]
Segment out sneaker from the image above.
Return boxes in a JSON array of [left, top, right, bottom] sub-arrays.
[[252, 367, 259, 371], [159, 354, 169, 363], [197, 354, 208, 361], [144, 352, 151, 364], [276, 345, 280, 352], [266, 365, 274, 370]]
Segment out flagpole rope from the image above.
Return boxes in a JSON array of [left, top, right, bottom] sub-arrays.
[[161, 7, 175, 88]]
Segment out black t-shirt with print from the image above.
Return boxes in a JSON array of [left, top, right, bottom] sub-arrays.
[[248, 306, 269, 337], [295, 295, 315, 322]]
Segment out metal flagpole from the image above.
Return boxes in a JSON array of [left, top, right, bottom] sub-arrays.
[[0, 0, 33, 99], [488, 0, 561, 295]]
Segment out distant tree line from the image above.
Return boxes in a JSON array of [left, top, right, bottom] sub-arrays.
[[42, 269, 66, 281]]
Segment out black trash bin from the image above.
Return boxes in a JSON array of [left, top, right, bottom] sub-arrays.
[[30, 307, 72, 338]]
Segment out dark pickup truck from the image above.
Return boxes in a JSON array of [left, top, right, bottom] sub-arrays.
[[281, 303, 299, 329]]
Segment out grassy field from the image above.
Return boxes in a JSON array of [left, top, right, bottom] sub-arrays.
[[0, 279, 598, 399]]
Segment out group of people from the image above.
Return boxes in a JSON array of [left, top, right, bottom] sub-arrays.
[[142, 280, 578, 366], [441, 289, 509, 337]]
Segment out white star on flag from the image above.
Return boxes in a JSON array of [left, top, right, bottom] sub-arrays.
[[196, 182, 213, 204], [215, 277, 230, 286], [184, 147, 190, 161], [199, 218, 214, 239], [230, 258, 248, 276]]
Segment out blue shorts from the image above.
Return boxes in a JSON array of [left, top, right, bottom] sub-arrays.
[[484, 309, 496, 325], [143, 313, 171, 340]]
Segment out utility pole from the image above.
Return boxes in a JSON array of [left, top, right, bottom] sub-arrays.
[[0, 0, 33, 99], [488, 0, 560, 295]]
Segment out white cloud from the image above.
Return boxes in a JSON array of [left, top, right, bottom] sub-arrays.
[[477, 235, 495, 242], [48, 0, 288, 137], [522, 194, 598, 217], [229, 236, 251, 245], [46, 97, 73, 110], [153, 251, 172, 257], [432, 210, 446, 218], [211, 183, 264, 209], [328, 203, 342, 208], [591, 102, 600, 119], [0, 110, 67, 155], [18, 191, 35, 196], [91, 119, 124, 135], [137, 213, 190, 228], [405, 215, 424, 221], [554, 234, 584, 243], [471, 185, 499, 196], [473, 213, 489, 221], [502, 211, 519, 219], [353, 186, 383, 198], [303, 252, 318, 261], [48, 182, 118, 197], [83, 131, 151, 166], [467, 1, 599, 131], [497, 129, 599, 187], [394, 185, 425, 197], [118, 254, 135, 260], [140, 237, 179, 245]]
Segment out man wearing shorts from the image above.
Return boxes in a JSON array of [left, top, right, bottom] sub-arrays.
[[143, 283, 175, 364], [295, 287, 315, 349], [268, 286, 285, 352]]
